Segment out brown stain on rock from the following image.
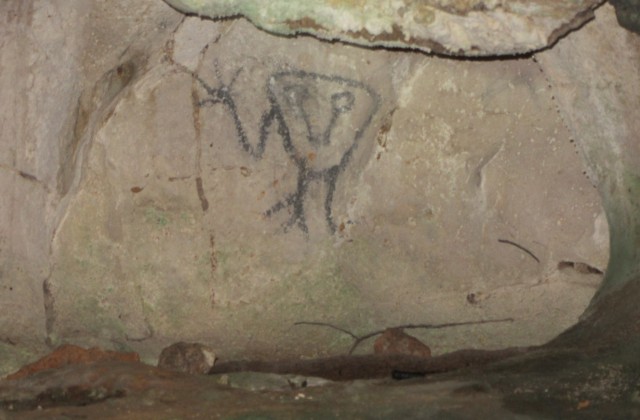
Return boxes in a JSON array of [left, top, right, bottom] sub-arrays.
[[6, 344, 140, 381], [195, 177, 209, 211], [284, 17, 328, 32], [209, 234, 217, 272]]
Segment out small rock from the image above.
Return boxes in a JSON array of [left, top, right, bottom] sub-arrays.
[[157, 342, 216, 374], [373, 328, 431, 358]]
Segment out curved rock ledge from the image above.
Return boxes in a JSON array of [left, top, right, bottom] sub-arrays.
[[163, 0, 604, 56]]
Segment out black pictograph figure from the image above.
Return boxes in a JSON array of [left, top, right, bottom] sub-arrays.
[[194, 65, 380, 235]]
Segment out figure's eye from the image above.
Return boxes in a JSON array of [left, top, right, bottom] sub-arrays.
[[331, 91, 355, 113]]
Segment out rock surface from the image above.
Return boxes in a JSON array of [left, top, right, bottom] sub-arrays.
[[45, 15, 607, 362], [0, 0, 610, 371], [534, 4, 640, 303], [163, 0, 605, 56], [1, 0, 639, 419], [0, 0, 185, 369]]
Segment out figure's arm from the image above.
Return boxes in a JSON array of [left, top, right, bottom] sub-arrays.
[[195, 67, 279, 160]]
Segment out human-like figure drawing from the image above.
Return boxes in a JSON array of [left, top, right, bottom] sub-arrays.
[[194, 64, 380, 235]]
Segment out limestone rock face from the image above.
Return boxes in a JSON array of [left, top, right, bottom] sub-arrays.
[[1, 2, 640, 418], [2, 0, 627, 371], [46, 16, 607, 360], [0, 0, 184, 365], [163, 0, 604, 56]]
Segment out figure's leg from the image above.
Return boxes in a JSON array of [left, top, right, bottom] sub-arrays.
[[290, 168, 310, 234], [264, 167, 310, 235], [323, 166, 340, 234]]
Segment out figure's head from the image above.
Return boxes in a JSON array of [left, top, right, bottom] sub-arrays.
[[268, 70, 380, 172]]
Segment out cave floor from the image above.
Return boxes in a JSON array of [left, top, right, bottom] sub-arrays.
[[1, 345, 638, 419]]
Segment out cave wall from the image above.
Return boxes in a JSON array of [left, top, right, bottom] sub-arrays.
[[1, 0, 637, 373]]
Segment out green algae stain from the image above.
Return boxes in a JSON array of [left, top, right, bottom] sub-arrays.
[[144, 207, 170, 227], [209, 239, 378, 353]]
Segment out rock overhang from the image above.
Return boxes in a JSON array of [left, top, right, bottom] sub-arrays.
[[162, 0, 605, 56]]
